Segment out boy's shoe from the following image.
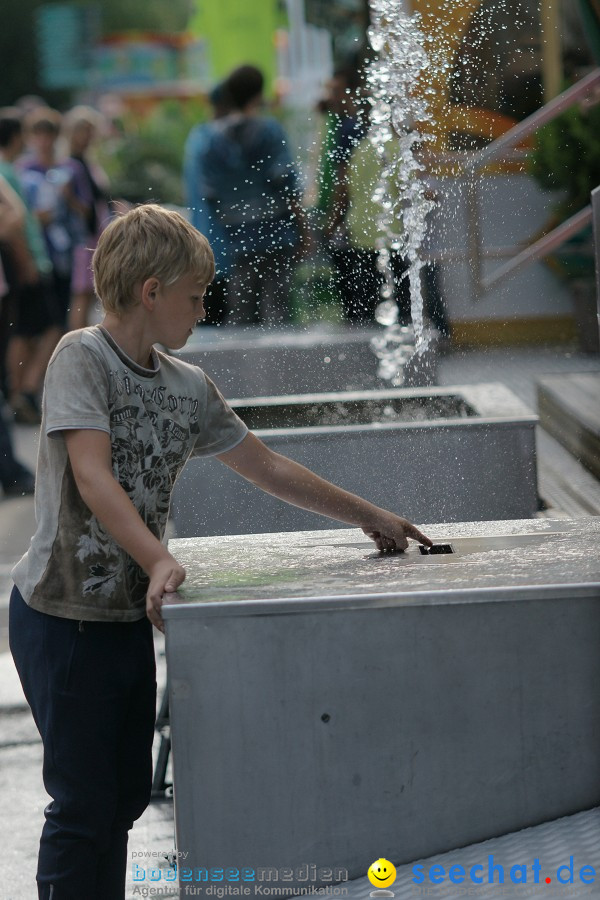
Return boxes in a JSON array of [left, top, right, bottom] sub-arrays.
[[11, 392, 41, 425]]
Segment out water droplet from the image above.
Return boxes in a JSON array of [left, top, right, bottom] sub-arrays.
[[375, 300, 398, 326]]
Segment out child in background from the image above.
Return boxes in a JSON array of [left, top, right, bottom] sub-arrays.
[[20, 108, 73, 330], [63, 106, 111, 331], [0, 177, 35, 495], [0, 108, 61, 424]]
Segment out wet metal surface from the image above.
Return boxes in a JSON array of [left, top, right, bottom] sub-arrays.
[[165, 519, 599, 610], [233, 393, 476, 430], [226, 382, 536, 425]]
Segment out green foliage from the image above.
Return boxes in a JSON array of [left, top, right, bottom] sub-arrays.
[[529, 102, 600, 218], [290, 258, 343, 324], [99, 99, 208, 206], [100, 0, 189, 33]]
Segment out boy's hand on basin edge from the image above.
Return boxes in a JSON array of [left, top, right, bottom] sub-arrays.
[[146, 556, 186, 632]]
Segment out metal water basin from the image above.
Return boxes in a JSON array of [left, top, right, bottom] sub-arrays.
[[163, 518, 600, 896], [172, 324, 439, 396], [170, 383, 538, 536]]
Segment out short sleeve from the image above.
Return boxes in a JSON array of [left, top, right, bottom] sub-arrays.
[[44, 341, 111, 437], [191, 374, 248, 457]]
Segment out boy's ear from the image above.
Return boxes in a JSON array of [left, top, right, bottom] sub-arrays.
[[140, 278, 160, 310]]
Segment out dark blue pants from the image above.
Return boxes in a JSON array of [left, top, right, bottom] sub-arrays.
[[9, 586, 157, 899]]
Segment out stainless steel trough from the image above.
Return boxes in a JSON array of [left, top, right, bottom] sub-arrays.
[[170, 383, 538, 536], [163, 518, 600, 897], [172, 324, 438, 397]]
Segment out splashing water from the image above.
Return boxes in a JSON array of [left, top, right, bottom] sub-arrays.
[[366, 0, 436, 385]]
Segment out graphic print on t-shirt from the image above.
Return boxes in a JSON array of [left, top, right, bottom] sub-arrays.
[[73, 369, 202, 602]]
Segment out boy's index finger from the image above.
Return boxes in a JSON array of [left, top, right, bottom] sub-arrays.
[[407, 525, 433, 547]]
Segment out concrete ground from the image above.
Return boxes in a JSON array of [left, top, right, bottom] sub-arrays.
[[0, 342, 599, 899]]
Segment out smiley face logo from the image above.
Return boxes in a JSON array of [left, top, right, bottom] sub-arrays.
[[368, 858, 397, 889]]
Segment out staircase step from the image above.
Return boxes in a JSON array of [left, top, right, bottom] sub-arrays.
[[537, 373, 600, 479]]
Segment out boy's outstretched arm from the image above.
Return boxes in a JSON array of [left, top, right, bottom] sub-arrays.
[[64, 429, 185, 631], [217, 432, 432, 551]]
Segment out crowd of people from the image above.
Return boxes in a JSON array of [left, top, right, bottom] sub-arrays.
[[0, 101, 110, 419], [0, 98, 111, 496], [0, 63, 449, 498], [182, 62, 447, 332]]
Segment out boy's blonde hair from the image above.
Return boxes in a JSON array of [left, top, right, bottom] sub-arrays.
[[93, 204, 215, 315]]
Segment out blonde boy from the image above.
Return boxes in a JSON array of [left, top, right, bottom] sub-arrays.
[[10, 205, 430, 899]]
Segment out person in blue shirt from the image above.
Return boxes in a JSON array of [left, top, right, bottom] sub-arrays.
[[186, 65, 309, 325]]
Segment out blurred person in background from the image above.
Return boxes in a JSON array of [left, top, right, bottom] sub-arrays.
[[316, 64, 368, 319], [15, 96, 49, 117], [0, 171, 25, 393], [0, 109, 61, 424], [196, 64, 310, 325], [316, 68, 450, 335], [0, 391, 35, 498], [20, 108, 73, 331], [63, 106, 111, 331], [343, 131, 450, 334], [184, 81, 233, 325], [0, 387, 35, 498]]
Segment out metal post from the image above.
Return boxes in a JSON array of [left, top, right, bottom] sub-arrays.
[[540, 0, 562, 102], [465, 174, 484, 301], [592, 185, 600, 345]]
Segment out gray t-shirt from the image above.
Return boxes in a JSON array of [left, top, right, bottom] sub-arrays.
[[12, 326, 248, 621]]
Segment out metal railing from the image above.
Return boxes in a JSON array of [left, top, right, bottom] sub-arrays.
[[593, 185, 600, 339], [436, 68, 600, 298], [463, 68, 600, 174], [482, 206, 593, 290]]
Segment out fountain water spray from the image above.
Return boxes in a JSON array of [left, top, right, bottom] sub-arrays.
[[366, 0, 437, 384]]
